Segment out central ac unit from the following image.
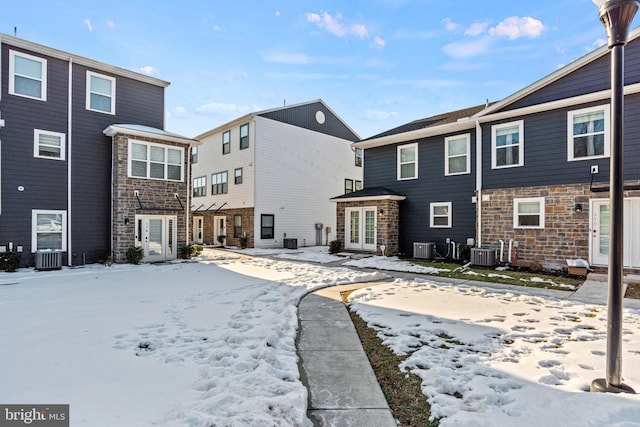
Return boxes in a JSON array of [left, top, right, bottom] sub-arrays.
[[413, 242, 435, 260], [470, 248, 497, 267]]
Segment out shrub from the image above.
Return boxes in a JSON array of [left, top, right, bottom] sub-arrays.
[[125, 246, 144, 264], [239, 236, 248, 249], [180, 244, 203, 259], [328, 239, 342, 254], [192, 244, 203, 256], [217, 235, 226, 246], [0, 251, 21, 272]]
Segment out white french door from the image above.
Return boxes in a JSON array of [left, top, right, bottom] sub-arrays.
[[136, 215, 177, 262], [591, 198, 640, 268], [193, 216, 204, 244], [345, 207, 377, 251], [213, 215, 226, 246]]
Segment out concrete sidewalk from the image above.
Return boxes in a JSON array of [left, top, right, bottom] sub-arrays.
[[297, 284, 397, 427]]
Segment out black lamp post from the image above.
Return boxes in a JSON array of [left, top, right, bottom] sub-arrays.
[[590, 0, 638, 394]]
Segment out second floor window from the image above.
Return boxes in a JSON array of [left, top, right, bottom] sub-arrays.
[[345, 179, 354, 194], [212, 171, 228, 194], [492, 121, 523, 169], [240, 123, 249, 149], [86, 71, 116, 114], [445, 134, 470, 175], [191, 146, 198, 164], [129, 141, 183, 181], [223, 131, 230, 154], [34, 129, 65, 160], [568, 105, 610, 161], [235, 168, 243, 184], [355, 148, 363, 167], [10, 50, 46, 101], [193, 176, 206, 197], [397, 143, 418, 180]]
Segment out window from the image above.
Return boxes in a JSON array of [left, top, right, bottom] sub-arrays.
[[34, 129, 65, 160], [568, 105, 610, 161], [234, 215, 242, 238], [355, 148, 363, 167], [430, 202, 452, 228], [212, 171, 228, 194], [222, 131, 230, 154], [86, 71, 115, 114], [345, 179, 354, 194], [191, 146, 198, 164], [129, 141, 183, 181], [32, 210, 67, 251], [261, 214, 274, 239], [492, 120, 524, 169], [9, 50, 46, 100], [514, 197, 545, 229], [355, 180, 362, 191], [240, 123, 249, 149], [193, 176, 206, 197], [234, 168, 243, 184], [445, 134, 470, 175], [397, 143, 418, 180]]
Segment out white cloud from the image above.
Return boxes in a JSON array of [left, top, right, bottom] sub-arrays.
[[275, 10, 281, 17], [363, 110, 397, 121], [593, 37, 607, 48], [213, 25, 221, 31], [489, 16, 545, 39], [443, 17, 458, 32], [172, 106, 188, 119], [371, 36, 386, 50], [83, 18, 93, 32], [195, 102, 259, 117], [138, 66, 159, 76], [106, 20, 115, 28], [442, 36, 493, 59], [465, 22, 488, 37], [305, 11, 370, 39]]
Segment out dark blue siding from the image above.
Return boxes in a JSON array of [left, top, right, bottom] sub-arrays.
[[365, 130, 477, 256], [483, 94, 640, 189], [504, 37, 640, 111], [258, 101, 359, 141]]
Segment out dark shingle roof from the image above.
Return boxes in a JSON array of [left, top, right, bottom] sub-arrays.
[[331, 187, 405, 200], [364, 103, 492, 140]]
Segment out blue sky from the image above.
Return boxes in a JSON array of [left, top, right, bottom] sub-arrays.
[[2, 1, 629, 139]]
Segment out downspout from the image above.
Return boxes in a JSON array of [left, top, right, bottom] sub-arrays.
[[67, 58, 73, 266], [186, 143, 192, 247], [475, 120, 482, 248]]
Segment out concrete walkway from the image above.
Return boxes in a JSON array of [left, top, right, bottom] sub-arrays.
[[297, 284, 397, 427], [296, 270, 640, 426]]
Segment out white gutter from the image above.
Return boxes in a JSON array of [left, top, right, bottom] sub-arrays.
[[67, 58, 73, 266], [475, 120, 482, 248], [185, 144, 192, 247]]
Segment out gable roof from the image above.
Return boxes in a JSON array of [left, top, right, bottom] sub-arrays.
[[330, 187, 406, 202], [194, 99, 360, 142], [103, 124, 200, 145]]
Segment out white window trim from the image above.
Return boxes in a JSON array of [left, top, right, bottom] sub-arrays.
[[491, 120, 524, 169], [430, 202, 452, 228], [513, 197, 545, 229], [9, 50, 47, 101], [128, 139, 184, 182], [445, 133, 471, 176], [397, 143, 418, 180], [34, 129, 66, 161], [86, 71, 116, 114], [567, 104, 610, 161], [32, 209, 67, 252]]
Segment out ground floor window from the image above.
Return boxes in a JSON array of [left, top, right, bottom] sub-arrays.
[[234, 215, 242, 238], [514, 197, 545, 229], [32, 210, 67, 251], [261, 214, 274, 239], [430, 202, 451, 228]]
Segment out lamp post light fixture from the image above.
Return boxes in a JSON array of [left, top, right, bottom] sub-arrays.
[[590, 0, 639, 394]]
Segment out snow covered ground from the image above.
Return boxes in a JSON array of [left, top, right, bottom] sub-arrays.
[[1, 246, 639, 426]]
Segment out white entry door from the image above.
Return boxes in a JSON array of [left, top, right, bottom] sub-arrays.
[[213, 215, 226, 246], [193, 216, 204, 244], [345, 207, 377, 251], [136, 215, 177, 262], [591, 198, 640, 268]]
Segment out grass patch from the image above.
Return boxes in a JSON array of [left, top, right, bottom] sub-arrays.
[[626, 283, 640, 299], [412, 261, 583, 291], [343, 291, 438, 427]]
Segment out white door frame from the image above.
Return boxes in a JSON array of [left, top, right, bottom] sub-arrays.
[[135, 214, 177, 262], [213, 215, 226, 246], [193, 216, 204, 244], [345, 206, 377, 251], [590, 197, 640, 268]]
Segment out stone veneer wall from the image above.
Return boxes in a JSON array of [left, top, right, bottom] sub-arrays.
[[112, 134, 189, 263], [195, 208, 255, 247], [481, 181, 640, 271], [335, 199, 400, 255]]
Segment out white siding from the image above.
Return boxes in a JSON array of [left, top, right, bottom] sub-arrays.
[[253, 116, 362, 248], [191, 122, 255, 210]]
